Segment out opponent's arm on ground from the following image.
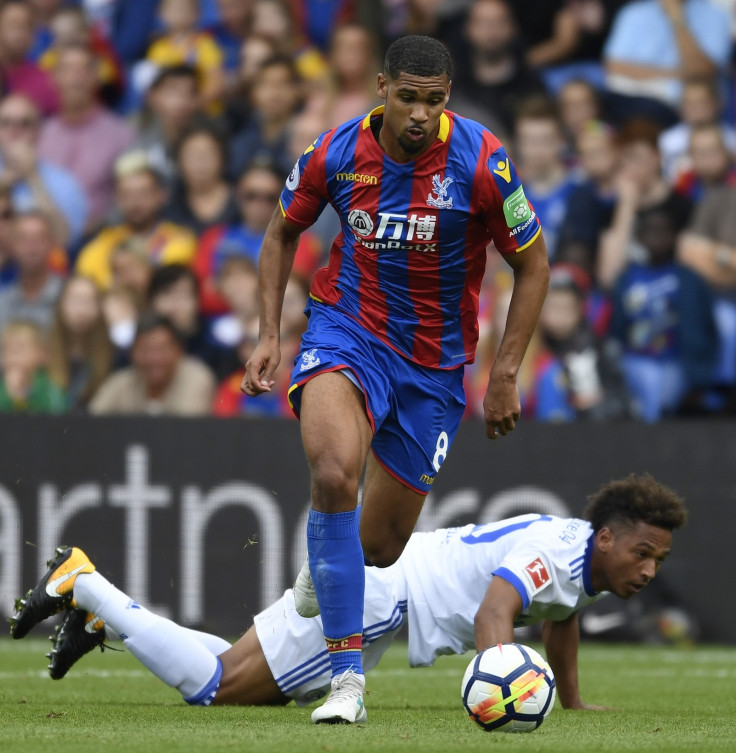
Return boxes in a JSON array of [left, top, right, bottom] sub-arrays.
[[241, 209, 302, 395], [484, 233, 550, 439], [542, 614, 612, 711], [473, 575, 523, 649]]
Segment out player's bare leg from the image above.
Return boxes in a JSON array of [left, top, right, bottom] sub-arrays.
[[214, 627, 289, 706], [299, 371, 372, 723], [360, 454, 427, 567]]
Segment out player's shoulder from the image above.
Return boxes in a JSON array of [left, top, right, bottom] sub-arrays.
[[445, 109, 506, 156]]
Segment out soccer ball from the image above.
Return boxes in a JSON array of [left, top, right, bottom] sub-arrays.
[[461, 643, 556, 733]]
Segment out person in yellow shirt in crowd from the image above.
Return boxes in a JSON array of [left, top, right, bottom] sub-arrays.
[[146, 0, 225, 114], [75, 156, 196, 290]]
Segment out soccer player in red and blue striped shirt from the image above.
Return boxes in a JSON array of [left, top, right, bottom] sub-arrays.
[[242, 34, 550, 724]]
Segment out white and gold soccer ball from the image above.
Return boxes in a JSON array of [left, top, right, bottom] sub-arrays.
[[461, 643, 556, 733]]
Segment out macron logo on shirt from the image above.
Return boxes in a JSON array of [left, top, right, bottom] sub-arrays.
[[524, 557, 551, 591]]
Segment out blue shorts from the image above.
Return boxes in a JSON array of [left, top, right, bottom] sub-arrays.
[[288, 300, 465, 494]]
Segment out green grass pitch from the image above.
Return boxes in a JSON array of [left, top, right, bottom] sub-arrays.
[[2, 638, 736, 752]]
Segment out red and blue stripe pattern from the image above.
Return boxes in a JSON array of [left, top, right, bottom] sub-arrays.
[[280, 107, 542, 369]]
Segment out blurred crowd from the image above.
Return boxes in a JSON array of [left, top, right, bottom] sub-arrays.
[[0, 0, 733, 422]]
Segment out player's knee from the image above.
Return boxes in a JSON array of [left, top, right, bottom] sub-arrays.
[[310, 460, 360, 511], [362, 534, 407, 568]]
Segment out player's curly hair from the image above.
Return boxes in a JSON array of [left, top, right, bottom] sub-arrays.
[[583, 473, 687, 533], [384, 35, 453, 81]]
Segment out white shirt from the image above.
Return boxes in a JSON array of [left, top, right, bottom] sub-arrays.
[[394, 514, 606, 666]]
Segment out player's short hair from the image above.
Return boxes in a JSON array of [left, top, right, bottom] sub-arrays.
[[384, 35, 453, 81], [584, 473, 687, 533]]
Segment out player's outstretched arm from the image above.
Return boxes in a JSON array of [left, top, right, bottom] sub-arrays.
[[242, 209, 302, 396], [484, 234, 549, 439], [473, 576, 523, 649], [542, 614, 616, 711]]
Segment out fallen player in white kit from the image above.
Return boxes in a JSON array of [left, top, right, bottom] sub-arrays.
[[10, 474, 685, 718]]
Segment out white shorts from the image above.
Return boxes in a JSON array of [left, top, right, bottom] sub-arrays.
[[254, 565, 408, 705]]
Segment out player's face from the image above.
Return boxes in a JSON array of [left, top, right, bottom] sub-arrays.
[[377, 71, 451, 162], [593, 521, 672, 599]]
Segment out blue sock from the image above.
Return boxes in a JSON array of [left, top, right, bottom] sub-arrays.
[[307, 508, 364, 676]]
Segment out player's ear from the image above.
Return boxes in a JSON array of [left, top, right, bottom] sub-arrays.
[[377, 73, 388, 100], [596, 527, 614, 553]]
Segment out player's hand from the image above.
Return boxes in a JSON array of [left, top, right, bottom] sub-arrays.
[[565, 700, 623, 712], [483, 373, 521, 440], [241, 337, 280, 395]]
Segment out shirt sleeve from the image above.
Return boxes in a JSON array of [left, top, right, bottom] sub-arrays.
[[482, 145, 542, 256], [492, 547, 556, 610], [279, 130, 332, 229]]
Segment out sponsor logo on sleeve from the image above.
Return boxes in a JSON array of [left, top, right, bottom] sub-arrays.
[[523, 556, 551, 594], [492, 159, 512, 183], [286, 161, 300, 191], [503, 186, 532, 228]]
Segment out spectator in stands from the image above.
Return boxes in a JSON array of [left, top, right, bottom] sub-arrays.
[[306, 23, 380, 129], [448, 0, 547, 138], [0, 0, 59, 116], [194, 160, 321, 316], [37, 5, 126, 109], [533, 262, 629, 421], [513, 97, 579, 260], [101, 283, 141, 357], [47, 274, 114, 411], [222, 32, 279, 134], [208, 0, 255, 91], [229, 55, 305, 177], [76, 161, 196, 290], [289, 0, 356, 52], [678, 186, 736, 395], [0, 210, 64, 336], [109, 238, 155, 307], [83, 0, 160, 73], [0, 95, 88, 248], [39, 44, 136, 234], [602, 0, 731, 127], [206, 254, 260, 355], [610, 206, 717, 422], [249, 0, 328, 88], [89, 312, 216, 416], [513, 0, 626, 92], [673, 123, 736, 201], [556, 78, 604, 165], [27, 0, 64, 62], [166, 120, 239, 236], [145, 0, 226, 114], [658, 77, 736, 183], [129, 65, 202, 186], [211, 260, 309, 418], [0, 188, 17, 288], [558, 120, 619, 277], [0, 319, 66, 413], [148, 264, 239, 379], [597, 118, 692, 290]]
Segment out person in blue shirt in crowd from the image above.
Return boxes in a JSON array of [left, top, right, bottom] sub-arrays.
[[610, 205, 717, 421]]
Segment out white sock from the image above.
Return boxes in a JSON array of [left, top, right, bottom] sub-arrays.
[[73, 571, 222, 703]]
